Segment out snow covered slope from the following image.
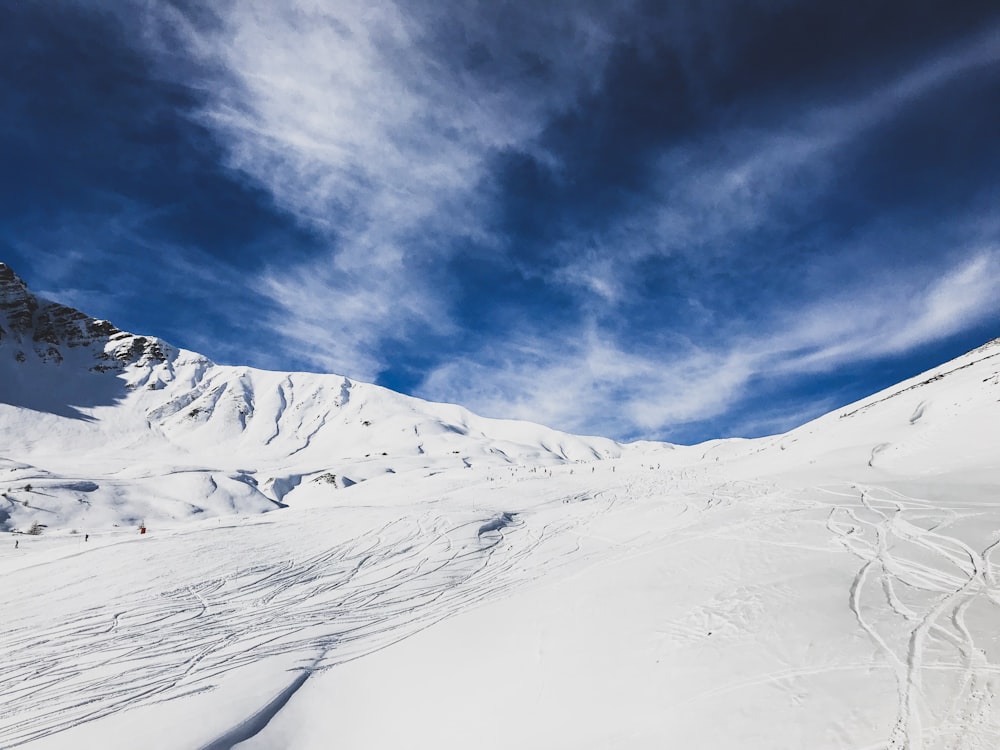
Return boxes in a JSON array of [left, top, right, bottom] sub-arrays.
[[0, 262, 622, 533], [233, 339, 999, 750], [2, 259, 999, 749]]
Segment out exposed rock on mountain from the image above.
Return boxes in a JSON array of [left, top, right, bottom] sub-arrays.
[[0, 261, 622, 532], [1, 264, 999, 750], [0, 262, 170, 374]]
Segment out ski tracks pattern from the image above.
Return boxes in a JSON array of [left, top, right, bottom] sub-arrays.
[[0, 499, 611, 747], [825, 484, 1000, 749]]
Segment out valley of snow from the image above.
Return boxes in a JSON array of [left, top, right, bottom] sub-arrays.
[[2, 263, 999, 748]]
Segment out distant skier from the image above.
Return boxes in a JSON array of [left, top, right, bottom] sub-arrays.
[[14, 540, 18, 549], [85, 534, 89, 542]]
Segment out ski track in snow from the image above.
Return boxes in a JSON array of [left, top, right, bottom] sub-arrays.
[[4, 267, 1000, 749], [824, 484, 1000, 749], [2, 469, 1000, 748], [0, 486, 625, 748]]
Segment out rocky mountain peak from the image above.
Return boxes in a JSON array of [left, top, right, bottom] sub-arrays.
[[0, 262, 37, 339], [0, 261, 173, 372]]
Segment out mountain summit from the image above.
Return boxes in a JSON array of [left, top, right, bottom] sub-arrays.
[[0, 262, 170, 373], [2, 264, 999, 749], [0, 262, 622, 532], [1, 260, 997, 538]]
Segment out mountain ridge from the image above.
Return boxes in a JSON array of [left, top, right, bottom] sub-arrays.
[[0, 261, 626, 532], [1, 260, 997, 534], [2, 263, 1000, 749], [0, 262, 172, 373]]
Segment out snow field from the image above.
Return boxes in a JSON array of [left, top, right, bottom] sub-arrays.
[[2, 280, 999, 750], [5, 451, 1000, 748]]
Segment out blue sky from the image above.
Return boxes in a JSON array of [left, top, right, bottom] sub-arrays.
[[2, 1, 999, 444]]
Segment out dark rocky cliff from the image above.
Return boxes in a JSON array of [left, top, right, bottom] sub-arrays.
[[0, 262, 172, 372]]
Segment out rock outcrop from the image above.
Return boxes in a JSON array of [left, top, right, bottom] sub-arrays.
[[0, 262, 173, 373]]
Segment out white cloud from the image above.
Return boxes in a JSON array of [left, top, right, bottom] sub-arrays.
[[552, 22, 1000, 291], [420, 248, 1000, 440], [419, 328, 756, 440], [769, 248, 1000, 373], [129, 0, 643, 379], [128, 5, 1000, 438], [883, 251, 1000, 353]]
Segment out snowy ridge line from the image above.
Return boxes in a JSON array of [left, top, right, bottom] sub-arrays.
[[3, 259, 1000, 747], [2, 261, 627, 532], [839, 345, 1000, 419], [198, 658, 320, 750]]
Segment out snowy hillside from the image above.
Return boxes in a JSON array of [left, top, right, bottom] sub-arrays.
[[0, 262, 622, 534], [2, 260, 999, 749]]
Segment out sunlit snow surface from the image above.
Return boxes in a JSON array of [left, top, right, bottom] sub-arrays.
[[2, 340, 999, 749]]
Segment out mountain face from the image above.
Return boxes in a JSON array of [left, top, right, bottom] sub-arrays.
[[1, 258, 997, 536], [0, 262, 169, 372], [2, 262, 1000, 749], [0, 262, 624, 532]]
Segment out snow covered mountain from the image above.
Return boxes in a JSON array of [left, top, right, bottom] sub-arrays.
[[2, 260, 999, 749], [0, 261, 622, 533]]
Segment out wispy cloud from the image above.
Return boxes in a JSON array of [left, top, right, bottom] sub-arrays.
[[137, 0, 630, 379], [92, 3, 1000, 440], [420, 247, 1000, 440], [551, 21, 1000, 298], [767, 248, 1000, 369], [430, 23, 1000, 441], [419, 327, 756, 439]]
